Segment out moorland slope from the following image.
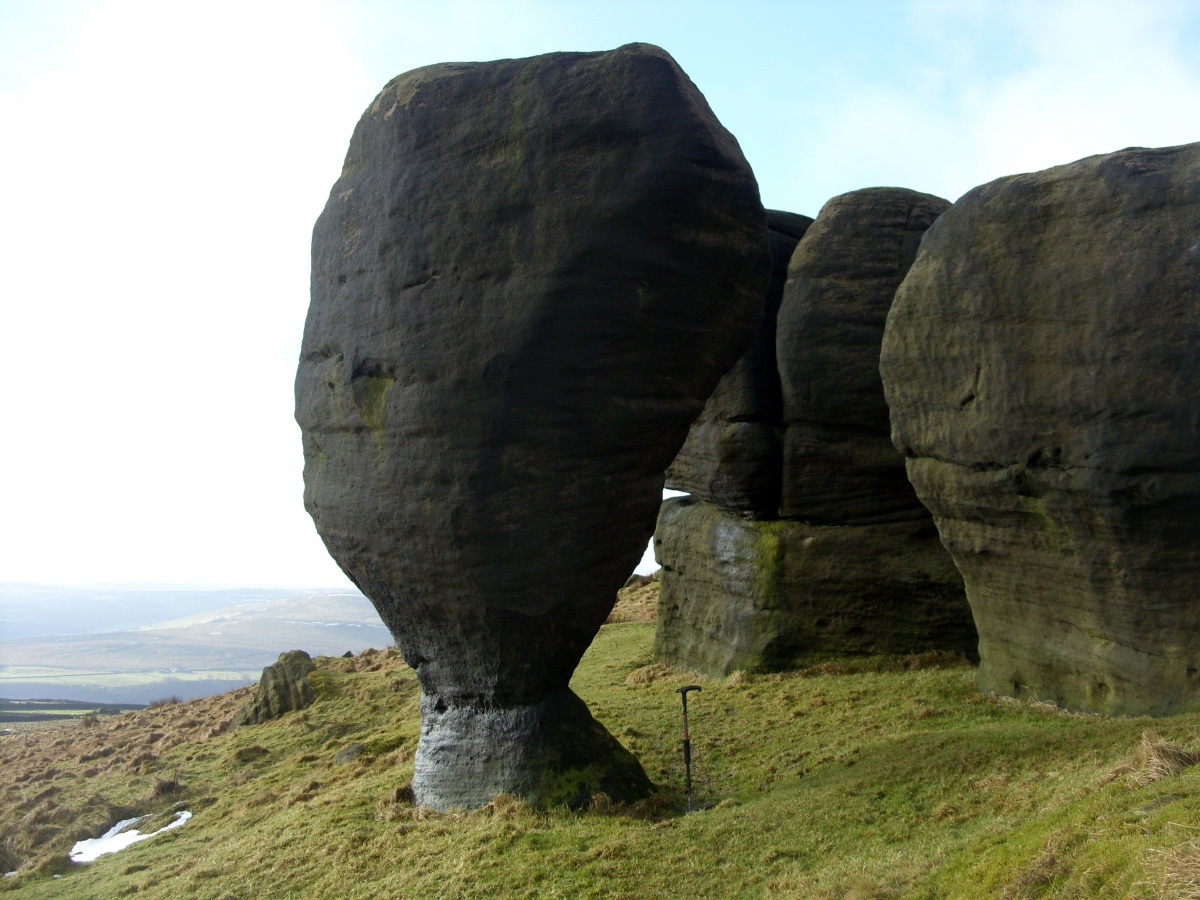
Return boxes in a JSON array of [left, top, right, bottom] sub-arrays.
[[4, 609, 1200, 897]]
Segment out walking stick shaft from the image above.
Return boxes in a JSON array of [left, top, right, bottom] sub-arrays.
[[683, 737, 693, 811], [676, 684, 701, 813]]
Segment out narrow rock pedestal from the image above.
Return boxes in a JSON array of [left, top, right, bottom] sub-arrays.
[[414, 689, 651, 809]]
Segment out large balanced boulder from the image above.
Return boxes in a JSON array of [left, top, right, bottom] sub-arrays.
[[296, 44, 771, 808], [881, 142, 1200, 716], [778, 187, 951, 524], [665, 210, 812, 516], [654, 497, 975, 674]]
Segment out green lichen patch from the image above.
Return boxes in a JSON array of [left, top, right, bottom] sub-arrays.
[[354, 375, 394, 450]]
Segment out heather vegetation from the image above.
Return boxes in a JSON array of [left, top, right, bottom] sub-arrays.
[[4, 614, 1200, 897]]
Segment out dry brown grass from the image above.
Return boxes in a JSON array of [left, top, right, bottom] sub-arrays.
[[0, 683, 251, 875], [606, 574, 659, 624], [624, 662, 677, 686], [1108, 731, 1200, 786], [1154, 840, 1200, 899]]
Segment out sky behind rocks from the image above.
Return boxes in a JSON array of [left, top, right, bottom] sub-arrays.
[[1, 0, 1198, 587]]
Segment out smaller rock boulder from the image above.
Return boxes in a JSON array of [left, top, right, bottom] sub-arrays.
[[335, 743, 366, 764], [777, 187, 950, 524], [233, 650, 317, 726], [665, 210, 813, 516]]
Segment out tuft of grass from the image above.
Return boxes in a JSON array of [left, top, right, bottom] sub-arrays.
[[1109, 730, 1200, 786], [1154, 839, 1200, 899], [606, 578, 659, 624], [147, 696, 183, 709]]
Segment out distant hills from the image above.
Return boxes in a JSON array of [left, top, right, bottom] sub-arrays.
[[0, 584, 393, 704]]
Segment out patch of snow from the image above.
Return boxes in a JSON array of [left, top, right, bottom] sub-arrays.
[[69, 811, 192, 863]]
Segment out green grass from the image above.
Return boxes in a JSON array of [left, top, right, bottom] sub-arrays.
[[4, 623, 1200, 897]]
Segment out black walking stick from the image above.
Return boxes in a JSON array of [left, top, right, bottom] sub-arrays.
[[677, 685, 702, 812]]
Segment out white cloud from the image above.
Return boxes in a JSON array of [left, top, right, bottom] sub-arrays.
[[781, 0, 1200, 210], [0, 0, 372, 585]]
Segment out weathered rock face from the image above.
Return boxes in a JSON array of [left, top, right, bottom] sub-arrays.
[[297, 44, 771, 807], [881, 143, 1200, 716], [233, 650, 316, 727], [665, 210, 812, 516], [656, 188, 974, 677], [654, 498, 975, 674], [778, 188, 951, 524]]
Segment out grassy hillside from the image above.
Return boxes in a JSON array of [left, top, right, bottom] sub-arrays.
[[4, 619, 1200, 897]]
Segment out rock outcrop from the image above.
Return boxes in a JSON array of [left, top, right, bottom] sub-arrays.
[[296, 44, 771, 808], [657, 188, 975, 677], [881, 142, 1200, 716], [233, 650, 316, 727], [654, 497, 973, 673], [665, 210, 812, 516]]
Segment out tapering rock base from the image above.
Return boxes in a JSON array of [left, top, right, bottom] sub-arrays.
[[412, 688, 653, 810]]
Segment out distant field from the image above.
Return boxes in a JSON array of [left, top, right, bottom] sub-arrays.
[[0, 698, 144, 723], [0, 586, 394, 704], [0, 666, 268, 705]]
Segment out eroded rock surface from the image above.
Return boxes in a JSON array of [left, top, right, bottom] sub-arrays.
[[778, 187, 950, 524], [881, 142, 1200, 716], [233, 650, 316, 727], [654, 497, 975, 674], [665, 210, 812, 516], [297, 44, 770, 807]]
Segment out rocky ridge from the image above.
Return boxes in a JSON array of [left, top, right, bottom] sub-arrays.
[[656, 188, 976, 677]]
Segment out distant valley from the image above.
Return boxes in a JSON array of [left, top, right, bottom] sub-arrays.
[[0, 584, 393, 704]]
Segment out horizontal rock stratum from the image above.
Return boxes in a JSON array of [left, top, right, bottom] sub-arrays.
[[297, 44, 771, 808], [881, 142, 1200, 716], [654, 497, 975, 674]]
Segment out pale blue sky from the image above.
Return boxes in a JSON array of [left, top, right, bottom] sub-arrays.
[[1, 0, 1198, 586]]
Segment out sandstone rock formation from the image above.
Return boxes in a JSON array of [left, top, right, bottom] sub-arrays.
[[233, 650, 316, 727], [881, 142, 1200, 716], [665, 210, 812, 516], [779, 188, 951, 524], [296, 44, 771, 808], [657, 188, 975, 677], [654, 497, 973, 674]]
